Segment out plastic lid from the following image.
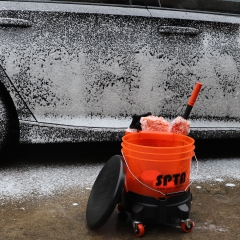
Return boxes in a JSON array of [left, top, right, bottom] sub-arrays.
[[86, 155, 125, 229]]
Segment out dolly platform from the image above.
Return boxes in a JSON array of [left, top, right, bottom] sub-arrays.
[[86, 154, 195, 237], [119, 184, 194, 236]]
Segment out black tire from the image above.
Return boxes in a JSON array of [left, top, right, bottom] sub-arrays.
[[0, 84, 19, 158]]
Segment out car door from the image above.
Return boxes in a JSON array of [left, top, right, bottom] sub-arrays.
[[0, 1, 155, 128], [144, 0, 240, 125]]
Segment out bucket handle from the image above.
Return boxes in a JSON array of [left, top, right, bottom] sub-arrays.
[[184, 153, 198, 192], [121, 150, 198, 197]]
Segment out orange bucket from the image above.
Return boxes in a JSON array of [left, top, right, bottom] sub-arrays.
[[122, 132, 195, 199]]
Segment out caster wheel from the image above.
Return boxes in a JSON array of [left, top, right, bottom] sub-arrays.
[[117, 204, 125, 213], [181, 220, 194, 233], [134, 223, 145, 237]]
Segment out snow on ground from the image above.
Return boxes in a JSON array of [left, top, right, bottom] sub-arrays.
[[0, 158, 239, 203], [0, 164, 101, 203], [193, 158, 240, 182]]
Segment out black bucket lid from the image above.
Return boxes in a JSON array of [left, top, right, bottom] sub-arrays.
[[86, 155, 125, 229]]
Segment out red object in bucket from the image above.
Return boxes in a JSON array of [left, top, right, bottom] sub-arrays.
[[122, 132, 195, 199], [139, 170, 161, 188]]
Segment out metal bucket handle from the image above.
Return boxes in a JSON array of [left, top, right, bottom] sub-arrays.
[[121, 150, 198, 197]]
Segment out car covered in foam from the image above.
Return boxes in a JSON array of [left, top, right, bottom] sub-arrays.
[[0, 0, 240, 151]]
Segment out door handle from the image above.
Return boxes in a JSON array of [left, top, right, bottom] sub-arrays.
[[0, 18, 32, 27], [158, 26, 199, 35]]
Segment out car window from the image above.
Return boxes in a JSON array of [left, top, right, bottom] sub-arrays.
[[159, 0, 240, 15], [53, 0, 160, 6], [143, 0, 160, 6], [7, 0, 238, 13], [6, 0, 160, 6], [67, 0, 160, 6], [72, 0, 129, 4], [4, 0, 130, 5]]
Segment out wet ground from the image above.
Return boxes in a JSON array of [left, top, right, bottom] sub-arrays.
[[1, 139, 240, 239]]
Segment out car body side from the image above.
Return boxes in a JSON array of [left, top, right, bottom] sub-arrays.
[[0, 1, 240, 145]]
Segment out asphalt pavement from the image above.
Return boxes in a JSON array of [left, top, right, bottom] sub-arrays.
[[0, 139, 240, 239]]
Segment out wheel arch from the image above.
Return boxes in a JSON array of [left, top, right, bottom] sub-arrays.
[[0, 80, 20, 145], [0, 66, 37, 151], [0, 65, 36, 122]]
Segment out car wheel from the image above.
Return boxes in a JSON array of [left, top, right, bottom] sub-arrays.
[[0, 85, 19, 157]]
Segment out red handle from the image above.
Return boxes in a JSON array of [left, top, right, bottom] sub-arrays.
[[188, 82, 203, 106]]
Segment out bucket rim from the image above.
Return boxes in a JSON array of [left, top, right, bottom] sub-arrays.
[[123, 131, 194, 140], [121, 142, 195, 154], [122, 131, 194, 145], [121, 145, 195, 160], [123, 153, 194, 163], [122, 138, 194, 152]]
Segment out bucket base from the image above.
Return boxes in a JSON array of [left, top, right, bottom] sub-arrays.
[[119, 190, 194, 236]]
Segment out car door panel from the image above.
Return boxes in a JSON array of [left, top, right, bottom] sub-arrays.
[[148, 8, 240, 121], [0, 2, 154, 127]]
